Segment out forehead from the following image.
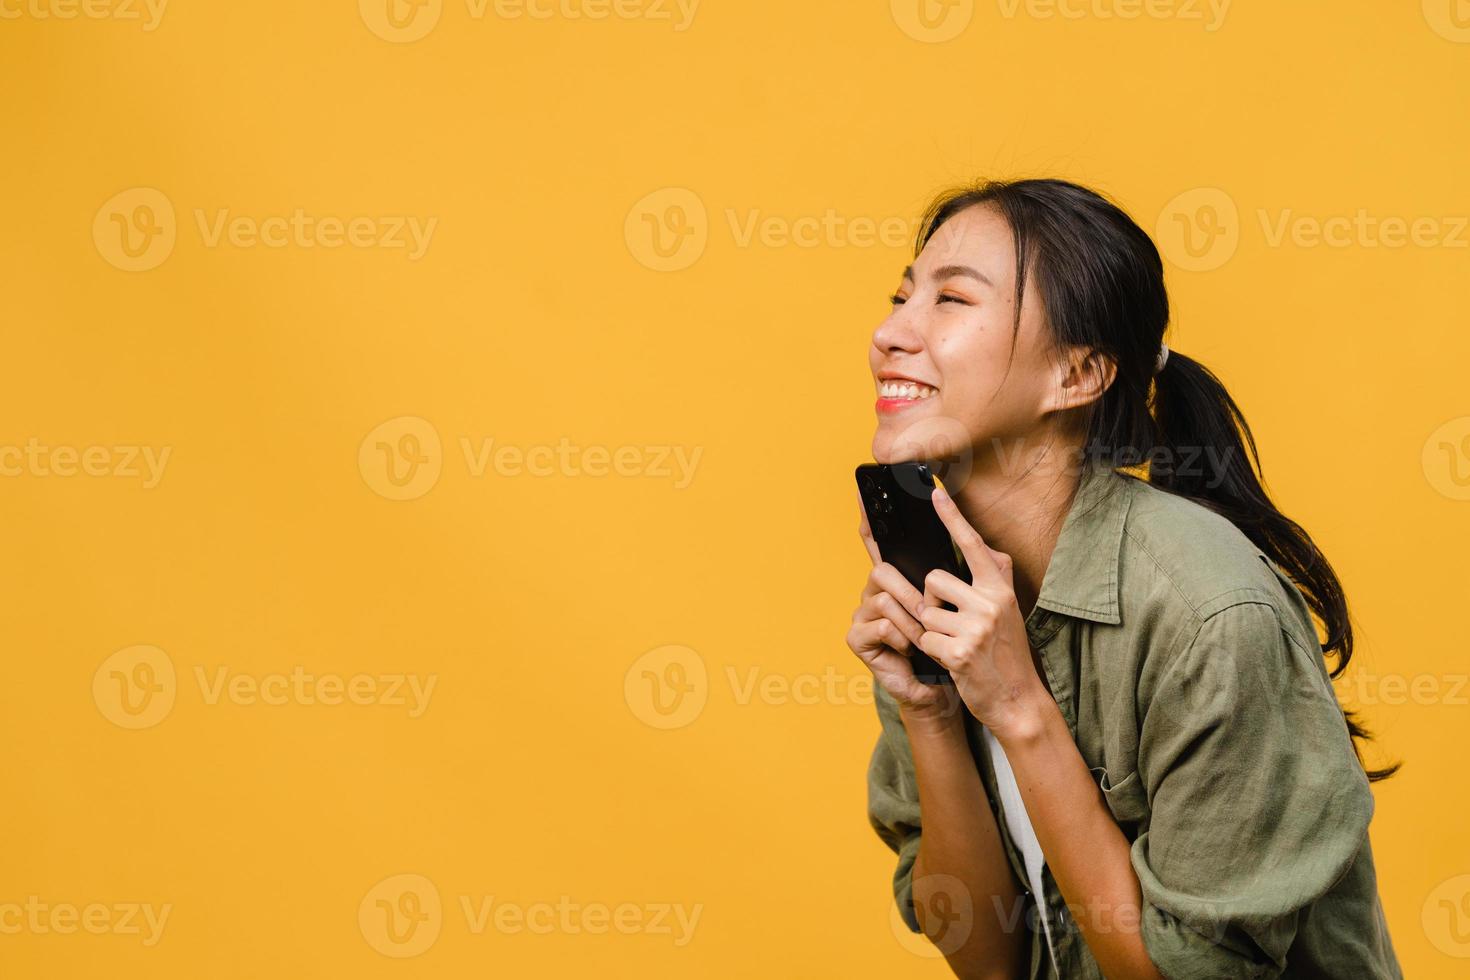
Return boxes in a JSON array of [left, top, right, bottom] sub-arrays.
[[911, 203, 1016, 279]]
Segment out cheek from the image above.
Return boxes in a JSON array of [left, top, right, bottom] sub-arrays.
[[930, 328, 991, 395], [932, 325, 1028, 429]]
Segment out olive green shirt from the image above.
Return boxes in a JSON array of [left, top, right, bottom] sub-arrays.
[[867, 461, 1401, 979]]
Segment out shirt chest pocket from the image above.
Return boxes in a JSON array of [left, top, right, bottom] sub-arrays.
[[1095, 767, 1150, 834]]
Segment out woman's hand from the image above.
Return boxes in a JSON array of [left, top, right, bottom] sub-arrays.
[[847, 499, 957, 717], [917, 484, 1051, 739]]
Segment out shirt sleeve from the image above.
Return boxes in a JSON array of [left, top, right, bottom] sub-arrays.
[[866, 684, 924, 933], [1132, 599, 1374, 979]]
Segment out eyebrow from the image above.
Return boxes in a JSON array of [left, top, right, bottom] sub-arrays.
[[901, 263, 994, 287]]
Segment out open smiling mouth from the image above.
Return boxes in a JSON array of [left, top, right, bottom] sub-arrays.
[[875, 379, 938, 414]]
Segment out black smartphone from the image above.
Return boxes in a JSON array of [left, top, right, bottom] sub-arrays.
[[854, 462, 970, 685]]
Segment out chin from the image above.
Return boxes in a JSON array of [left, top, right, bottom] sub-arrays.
[[871, 446, 912, 466], [871, 433, 919, 465], [871, 411, 977, 468]]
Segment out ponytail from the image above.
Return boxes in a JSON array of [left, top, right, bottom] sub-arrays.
[[1149, 350, 1398, 780]]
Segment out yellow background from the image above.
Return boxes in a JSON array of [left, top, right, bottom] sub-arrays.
[[3, 0, 1468, 975]]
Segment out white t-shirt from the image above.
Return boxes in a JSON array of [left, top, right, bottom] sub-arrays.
[[982, 727, 1059, 970]]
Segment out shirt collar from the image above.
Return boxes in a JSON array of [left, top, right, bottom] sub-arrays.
[[1029, 460, 1134, 627]]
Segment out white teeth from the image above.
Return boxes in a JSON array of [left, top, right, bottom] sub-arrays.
[[879, 381, 936, 399]]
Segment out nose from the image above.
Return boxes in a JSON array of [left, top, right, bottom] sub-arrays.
[[872, 305, 924, 358]]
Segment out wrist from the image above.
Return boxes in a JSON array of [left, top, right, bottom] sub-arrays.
[[987, 684, 1061, 749], [899, 693, 967, 738]]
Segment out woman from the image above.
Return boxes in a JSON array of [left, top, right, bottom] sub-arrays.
[[849, 179, 1401, 979]]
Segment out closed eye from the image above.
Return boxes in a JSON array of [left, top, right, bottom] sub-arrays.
[[888, 292, 972, 306]]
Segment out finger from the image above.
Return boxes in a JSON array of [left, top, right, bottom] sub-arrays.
[[849, 618, 914, 661], [918, 631, 957, 669], [857, 489, 883, 566], [917, 603, 964, 636], [869, 591, 925, 649], [930, 483, 1002, 586], [863, 563, 926, 620], [987, 545, 1015, 590], [922, 568, 975, 610]]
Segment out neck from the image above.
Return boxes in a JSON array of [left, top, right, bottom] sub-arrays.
[[940, 441, 1086, 619]]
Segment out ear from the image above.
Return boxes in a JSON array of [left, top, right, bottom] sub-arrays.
[[1045, 345, 1117, 413]]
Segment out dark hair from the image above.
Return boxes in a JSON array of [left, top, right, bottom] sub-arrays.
[[914, 177, 1396, 781]]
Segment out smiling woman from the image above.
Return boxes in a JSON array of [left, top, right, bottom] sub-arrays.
[[847, 178, 1401, 980]]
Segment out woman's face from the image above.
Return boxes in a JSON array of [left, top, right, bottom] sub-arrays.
[[869, 203, 1061, 469]]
